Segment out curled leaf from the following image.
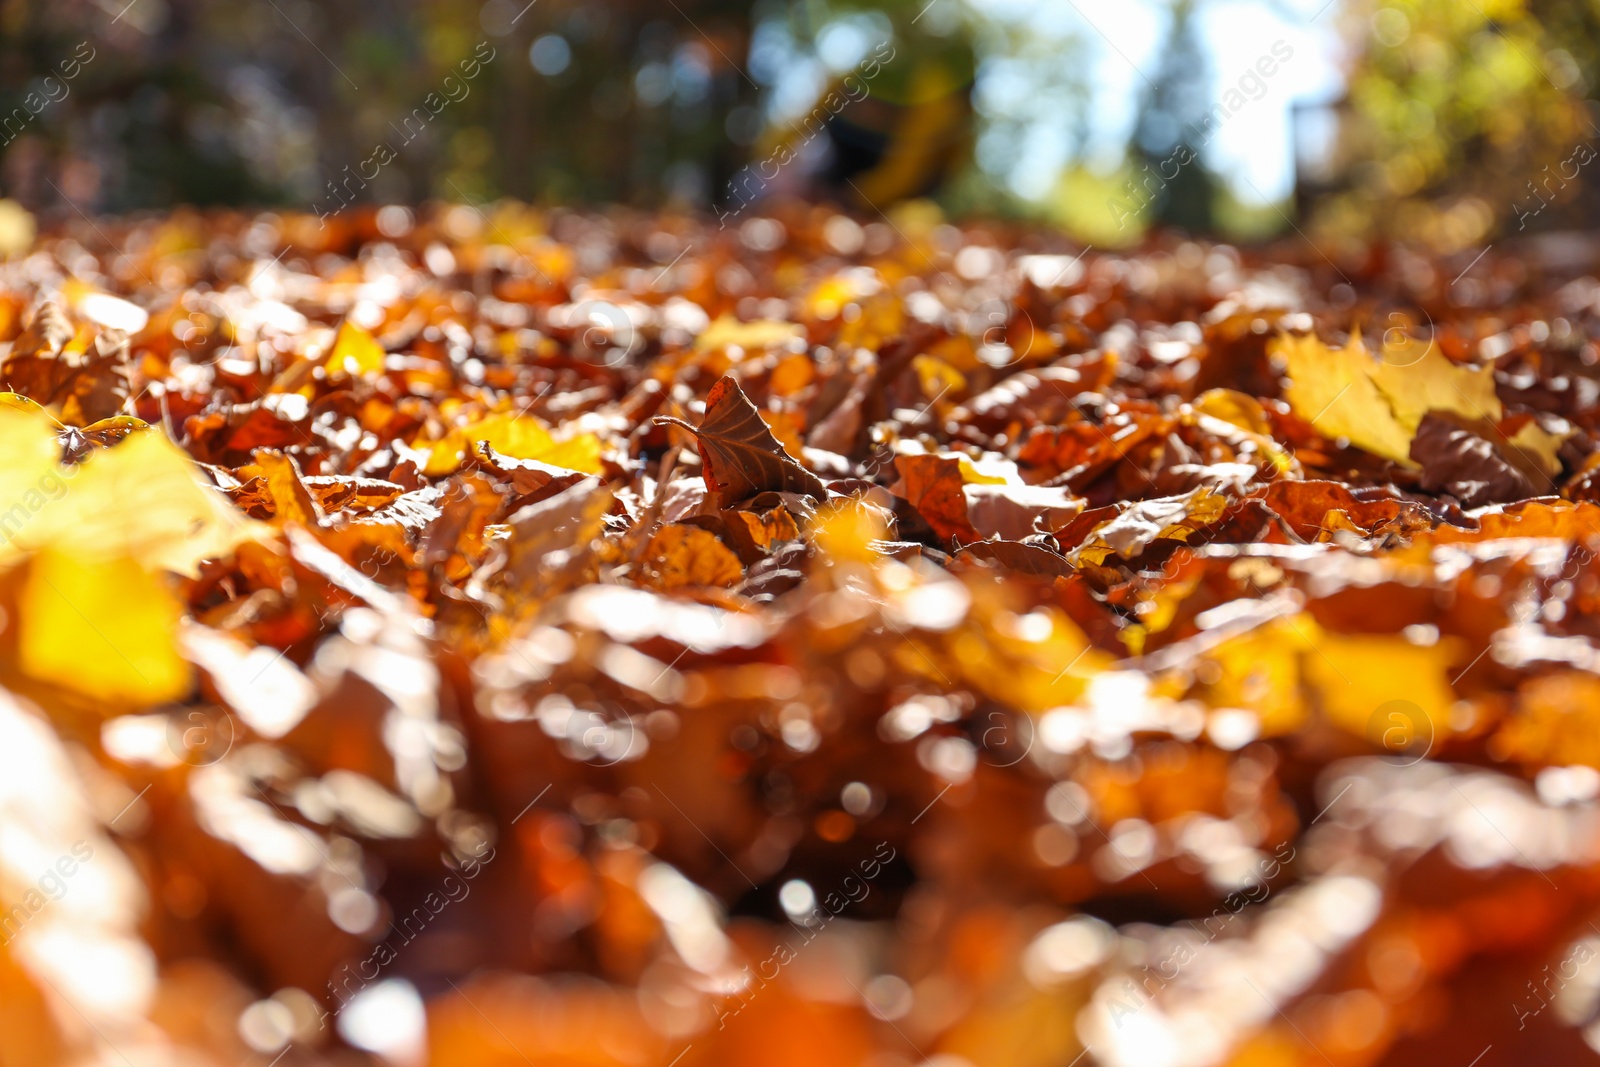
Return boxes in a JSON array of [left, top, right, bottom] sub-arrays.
[[657, 376, 828, 506]]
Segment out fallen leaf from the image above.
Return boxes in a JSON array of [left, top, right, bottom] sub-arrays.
[[249, 449, 324, 525], [500, 477, 613, 596], [328, 320, 387, 378], [28, 429, 259, 577], [1502, 416, 1569, 481], [0, 404, 65, 563], [1069, 488, 1228, 564], [1276, 333, 1500, 465], [657, 376, 828, 506], [1410, 412, 1536, 507], [642, 524, 745, 590], [722, 506, 802, 560], [473, 441, 591, 499], [415, 412, 604, 477], [892, 453, 982, 546], [19, 549, 189, 706], [957, 540, 1074, 580], [694, 316, 803, 353], [1258, 480, 1409, 540]]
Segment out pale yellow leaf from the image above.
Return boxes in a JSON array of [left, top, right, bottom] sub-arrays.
[[1368, 342, 1500, 431], [1276, 334, 1415, 464], [1505, 419, 1571, 479], [694, 316, 802, 354], [0, 404, 66, 566], [415, 413, 604, 477], [1278, 334, 1501, 466], [29, 431, 260, 577]]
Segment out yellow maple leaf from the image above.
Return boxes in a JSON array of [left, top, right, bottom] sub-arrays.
[[1368, 342, 1500, 431], [19, 549, 190, 706], [1275, 333, 1500, 466], [415, 413, 604, 477], [27, 430, 259, 577], [328, 320, 387, 378], [0, 403, 66, 565]]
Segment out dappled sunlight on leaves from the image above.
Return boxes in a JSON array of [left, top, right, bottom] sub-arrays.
[[0, 205, 1599, 1067]]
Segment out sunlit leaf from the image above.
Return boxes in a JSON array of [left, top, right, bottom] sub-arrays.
[[657, 376, 828, 505], [1276, 333, 1500, 465], [19, 549, 189, 706], [415, 412, 604, 477], [328, 320, 387, 378], [19, 427, 258, 577]]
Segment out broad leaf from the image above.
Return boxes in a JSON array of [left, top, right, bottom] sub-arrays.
[[657, 376, 828, 506]]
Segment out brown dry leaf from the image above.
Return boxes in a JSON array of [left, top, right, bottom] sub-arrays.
[[500, 477, 613, 596], [1410, 412, 1536, 506], [9, 297, 70, 358], [657, 375, 828, 506], [963, 481, 1084, 540], [957, 540, 1074, 580], [1258, 480, 1409, 540], [474, 440, 592, 499], [302, 475, 407, 513], [723, 506, 802, 559]]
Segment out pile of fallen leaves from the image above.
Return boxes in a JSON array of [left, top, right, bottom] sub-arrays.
[[5, 201, 1600, 1067]]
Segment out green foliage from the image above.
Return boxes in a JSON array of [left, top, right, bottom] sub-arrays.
[[1312, 0, 1597, 249]]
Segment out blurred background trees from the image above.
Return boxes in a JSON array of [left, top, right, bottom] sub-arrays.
[[2, 0, 1599, 247], [1303, 0, 1600, 253]]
